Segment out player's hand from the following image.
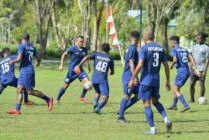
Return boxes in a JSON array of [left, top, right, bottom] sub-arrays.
[[166, 81, 171, 91], [133, 77, 138, 86], [128, 79, 134, 88], [59, 65, 63, 71], [35, 62, 40, 67], [195, 69, 200, 77]]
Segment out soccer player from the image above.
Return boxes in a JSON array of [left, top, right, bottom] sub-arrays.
[[76, 43, 114, 114], [117, 31, 140, 123], [0, 48, 34, 105], [129, 31, 172, 134], [167, 36, 199, 112], [189, 33, 209, 102], [55, 35, 91, 104], [7, 33, 53, 114]]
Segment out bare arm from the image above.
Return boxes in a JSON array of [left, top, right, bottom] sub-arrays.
[[59, 51, 68, 71], [10, 54, 22, 64], [35, 54, 41, 66], [170, 56, 177, 70], [86, 60, 91, 72], [129, 59, 135, 74], [78, 55, 92, 67], [163, 61, 171, 91], [189, 54, 200, 76]]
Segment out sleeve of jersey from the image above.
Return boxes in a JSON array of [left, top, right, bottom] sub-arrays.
[[138, 47, 145, 60], [17, 45, 23, 54], [12, 55, 17, 60], [91, 53, 96, 60], [171, 48, 176, 57], [127, 48, 135, 59], [66, 47, 73, 54]]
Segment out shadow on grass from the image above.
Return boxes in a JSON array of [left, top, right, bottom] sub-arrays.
[[160, 130, 209, 135]]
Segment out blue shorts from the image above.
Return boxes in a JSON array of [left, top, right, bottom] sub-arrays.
[[123, 81, 139, 95], [65, 71, 88, 84], [175, 73, 189, 86], [18, 74, 35, 90], [93, 81, 109, 96], [1, 77, 18, 88], [138, 84, 160, 100]]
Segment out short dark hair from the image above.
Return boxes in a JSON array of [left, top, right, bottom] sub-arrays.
[[170, 35, 180, 43], [197, 33, 208, 39], [77, 35, 84, 40], [2, 47, 10, 54], [131, 31, 140, 39], [21, 33, 30, 41], [101, 43, 110, 52]]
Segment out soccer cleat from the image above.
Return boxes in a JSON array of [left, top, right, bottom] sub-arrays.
[[93, 103, 98, 110], [47, 97, 53, 111], [117, 117, 128, 124], [166, 122, 172, 133], [7, 109, 21, 115], [188, 99, 195, 103], [54, 100, 59, 104], [80, 97, 90, 103], [167, 105, 177, 110], [24, 100, 35, 105], [94, 108, 101, 115], [181, 106, 190, 113], [145, 129, 157, 135]]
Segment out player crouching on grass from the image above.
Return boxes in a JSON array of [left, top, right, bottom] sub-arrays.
[[55, 35, 92, 104], [167, 36, 200, 112], [75, 43, 114, 114], [0, 48, 34, 105]]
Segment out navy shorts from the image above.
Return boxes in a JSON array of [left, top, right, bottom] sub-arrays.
[[93, 81, 109, 96], [65, 71, 88, 84], [190, 69, 205, 82], [123, 81, 139, 96], [175, 73, 189, 86], [18, 74, 35, 90], [1, 77, 18, 88], [138, 84, 160, 100]]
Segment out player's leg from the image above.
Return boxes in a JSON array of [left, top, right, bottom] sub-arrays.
[[124, 85, 139, 111], [79, 72, 91, 103], [151, 87, 172, 133], [199, 78, 205, 97], [189, 70, 197, 103], [167, 92, 178, 110], [93, 83, 101, 109]]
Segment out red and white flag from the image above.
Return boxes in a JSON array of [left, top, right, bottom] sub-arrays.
[[107, 8, 118, 46]]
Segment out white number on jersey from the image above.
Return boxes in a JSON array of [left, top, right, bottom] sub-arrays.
[[1, 62, 10, 74], [180, 52, 188, 62], [95, 61, 108, 72], [28, 51, 34, 61], [153, 53, 159, 67]]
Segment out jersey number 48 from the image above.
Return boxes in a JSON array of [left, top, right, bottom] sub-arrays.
[[95, 61, 108, 72]]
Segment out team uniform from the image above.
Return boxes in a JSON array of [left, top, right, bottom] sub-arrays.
[[118, 44, 139, 119], [91, 52, 114, 112], [0, 55, 29, 102], [138, 42, 171, 134]]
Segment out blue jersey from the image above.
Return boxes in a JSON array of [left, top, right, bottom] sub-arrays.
[[18, 42, 37, 74], [139, 42, 167, 87], [122, 44, 138, 81], [0, 55, 16, 84], [91, 52, 114, 83], [67, 46, 87, 71], [171, 46, 190, 74]]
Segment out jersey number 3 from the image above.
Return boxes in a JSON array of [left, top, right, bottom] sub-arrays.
[[1, 62, 10, 74], [153, 53, 159, 67], [96, 61, 108, 72]]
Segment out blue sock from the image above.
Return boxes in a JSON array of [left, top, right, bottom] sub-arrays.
[[145, 106, 154, 127], [125, 97, 138, 111], [178, 95, 188, 107], [94, 96, 100, 105], [97, 101, 107, 110], [154, 102, 167, 119], [80, 88, 88, 98], [41, 95, 50, 102], [23, 89, 28, 102], [118, 98, 128, 117], [16, 103, 21, 111], [57, 87, 66, 100], [172, 98, 178, 107]]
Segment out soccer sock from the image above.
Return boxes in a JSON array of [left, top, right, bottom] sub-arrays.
[[145, 106, 154, 127], [41, 95, 50, 102], [178, 94, 189, 107], [94, 96, 100, 105], [172, 98, 178, 107], [118, 98, 128, 117], [97, 101, 107, 111], [125, 97, 138, 111], [16, 103, 21, 111], [154, 102, 167, 119], [23, 89, 28, 102], [191, 96, 195, 101], [80, 88, 87, 98], [57, 87, 66, 100]]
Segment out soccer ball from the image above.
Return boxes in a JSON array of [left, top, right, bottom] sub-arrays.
[[84, 81, 93, 90], [198, 97, 207, 105]]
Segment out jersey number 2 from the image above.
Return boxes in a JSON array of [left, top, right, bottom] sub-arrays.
[[153, 53, 159, 67], [1, 62, 10, 74], [29, 52, 34, 61], [96, 61, 108, 72]]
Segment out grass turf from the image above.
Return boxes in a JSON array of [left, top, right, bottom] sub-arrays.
[[0, 63, 209, 140]]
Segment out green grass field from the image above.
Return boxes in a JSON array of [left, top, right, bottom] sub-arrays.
[[0, 63, 209, 140]]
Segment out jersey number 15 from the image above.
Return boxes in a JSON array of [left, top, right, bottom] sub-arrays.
[[1, 62, 10, 74]]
